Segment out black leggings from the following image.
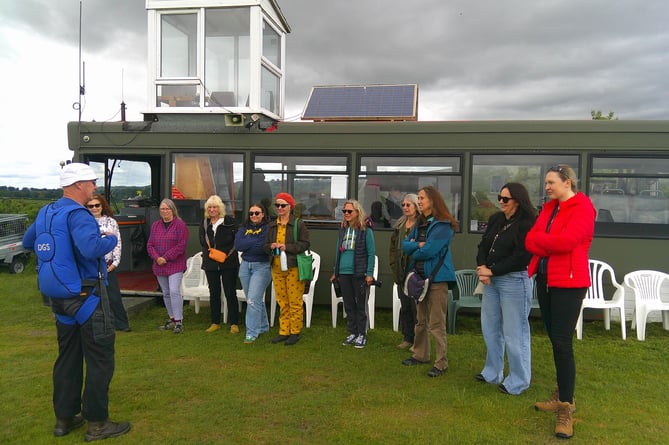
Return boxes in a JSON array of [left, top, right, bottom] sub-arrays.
[[536, 275, 586, 403]]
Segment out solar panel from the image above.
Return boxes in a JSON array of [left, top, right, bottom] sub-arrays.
[[302, 84, 418, 121]]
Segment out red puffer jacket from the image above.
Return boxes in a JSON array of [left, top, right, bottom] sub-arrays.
[[525, 192, 595, 288]]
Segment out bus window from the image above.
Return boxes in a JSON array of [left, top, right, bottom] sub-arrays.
[[254, 155, 348, 221], [590, 156, 669, 230], [471, 154, 579, 232], [172, 153, 244, 223], [358, 155, 462, 229], [88, 159, 154, 214]]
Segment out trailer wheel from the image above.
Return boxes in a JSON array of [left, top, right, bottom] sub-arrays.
[[9, 257, 26, 274]]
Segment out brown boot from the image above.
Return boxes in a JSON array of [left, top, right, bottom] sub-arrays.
[[84, 419, 131, 442], [555, 401, 574, 439], [535, 386, 576, 413]]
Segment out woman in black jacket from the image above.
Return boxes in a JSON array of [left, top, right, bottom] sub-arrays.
[[475, 183, 536, 395], [199, 195, 239, 333]]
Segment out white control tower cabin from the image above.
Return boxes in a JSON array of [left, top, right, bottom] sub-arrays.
[[146, 0, 290, 123]]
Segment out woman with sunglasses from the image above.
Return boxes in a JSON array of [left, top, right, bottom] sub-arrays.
[[389, 193, 419, 349], [86, 194, 130, 332], [475, 183, 535, 395], [332, 199, 376, 349], [234, 203, 272, 344], [401, 185, 457, 377], [264, 192, 310, 346], [525, 164, 595, 439], [199, 195, 240, 334]]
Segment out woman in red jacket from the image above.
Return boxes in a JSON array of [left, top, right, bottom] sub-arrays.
[[525, 164, 595, 440]]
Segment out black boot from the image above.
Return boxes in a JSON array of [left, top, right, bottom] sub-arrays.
[[84, 419, 131, 442], [54, 414, 85, 437]]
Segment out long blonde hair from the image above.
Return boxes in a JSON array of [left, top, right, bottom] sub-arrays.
[[341, 199, 369, 230]]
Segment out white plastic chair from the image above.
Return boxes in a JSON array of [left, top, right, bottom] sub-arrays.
[[331, 255, 378, 330], [270, 251, 321, 328], [624, 270, 669, 341], [576, 259, 626, 340], [392, 283, 401, 332], [180, 252, 228, 321]]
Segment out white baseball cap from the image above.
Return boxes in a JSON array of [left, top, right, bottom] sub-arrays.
[[60, 163, 98, 187]]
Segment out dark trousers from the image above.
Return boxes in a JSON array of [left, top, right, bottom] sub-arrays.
[[339, 275, 369, 335], [397, 284, 417, 343], [106, 270, 130, 330], [50, 297, 115, 422], [536, 275, 586, 403], [205, 268, 239, 325]]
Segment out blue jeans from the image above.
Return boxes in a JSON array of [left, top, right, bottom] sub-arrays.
[[239, 261, 271, 339], [480, 271, 532, 395]]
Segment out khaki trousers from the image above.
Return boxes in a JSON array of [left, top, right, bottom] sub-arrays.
[[411, 282, 449, 371]]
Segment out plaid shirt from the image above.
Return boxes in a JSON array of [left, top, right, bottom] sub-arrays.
[[147, 217, 188, 276]]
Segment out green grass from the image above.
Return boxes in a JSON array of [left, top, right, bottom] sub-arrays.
[[2, 265, 669, 444]]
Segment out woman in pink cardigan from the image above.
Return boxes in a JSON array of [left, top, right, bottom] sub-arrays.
[[147, 199, 189, 334]]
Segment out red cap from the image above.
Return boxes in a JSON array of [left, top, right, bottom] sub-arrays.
[[275, 192, 295, 209]]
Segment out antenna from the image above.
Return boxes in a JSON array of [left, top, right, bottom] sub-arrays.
[[121, 68, 126, 122], [73, 0, 85, 121]]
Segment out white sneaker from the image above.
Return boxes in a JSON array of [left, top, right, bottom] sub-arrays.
[[342, 334, 357, 345], [354, 334, 367, 349]]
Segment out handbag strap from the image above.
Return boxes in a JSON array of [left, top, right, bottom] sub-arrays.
[[293, 218, 310, 255], [427, 247, 448, 281]]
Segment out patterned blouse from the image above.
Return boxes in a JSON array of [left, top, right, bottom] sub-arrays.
[[96, 215, 122, 268]]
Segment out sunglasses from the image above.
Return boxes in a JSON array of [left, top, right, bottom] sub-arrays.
[[497, 195, 513, 204], [87, 203, 101, 209], [249, 211, 263, 216], [342, 209, 355, 214], [548, 165, 567, 177], [274, 203, 289, 208], [401, 203, 413, 207]]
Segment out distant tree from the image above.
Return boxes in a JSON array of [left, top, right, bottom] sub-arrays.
[[591, 110, 617, 120]]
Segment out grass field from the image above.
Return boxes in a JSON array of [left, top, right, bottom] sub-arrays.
[[1, 265, 668, 444]]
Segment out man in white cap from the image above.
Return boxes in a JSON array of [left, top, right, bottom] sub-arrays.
[[23, 163, 131, 441]]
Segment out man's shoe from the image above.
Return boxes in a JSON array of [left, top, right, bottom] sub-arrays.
[[54, 414, 85, 437], [205, 323, 221, 333], [271, 334, 290, 344], [244, 335, 256, 344], [397, 340, 412, 349], [84, 419, 131, 442], [284, 334, 301, 345], [474, 373, 486, 382], [342, 334, 357, 346], [402, 357, 430, 366], [498, 383, 510, 394], [354, 334, 367, 349], [230, 324, 240, 334], [555, 401, 574, 439], [427, 366, 445, 377], [173, 322, 183, 334]]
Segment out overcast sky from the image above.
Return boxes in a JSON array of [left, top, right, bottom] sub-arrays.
[[1, 0, 668, 189]]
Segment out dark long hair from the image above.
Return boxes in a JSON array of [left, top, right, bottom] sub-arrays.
[[502, 183, 536, 219], [244, 202, 270, 226], [418, 185, 459, 231]]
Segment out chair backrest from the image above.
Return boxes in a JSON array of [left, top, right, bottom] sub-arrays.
[[209, 91, 236, 107], [182, 252, 203, 289], [304, 252, 321, 296], [586, 259, 623, 301], [455, 269, 479, 299], [624, 270, 668, 304]]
